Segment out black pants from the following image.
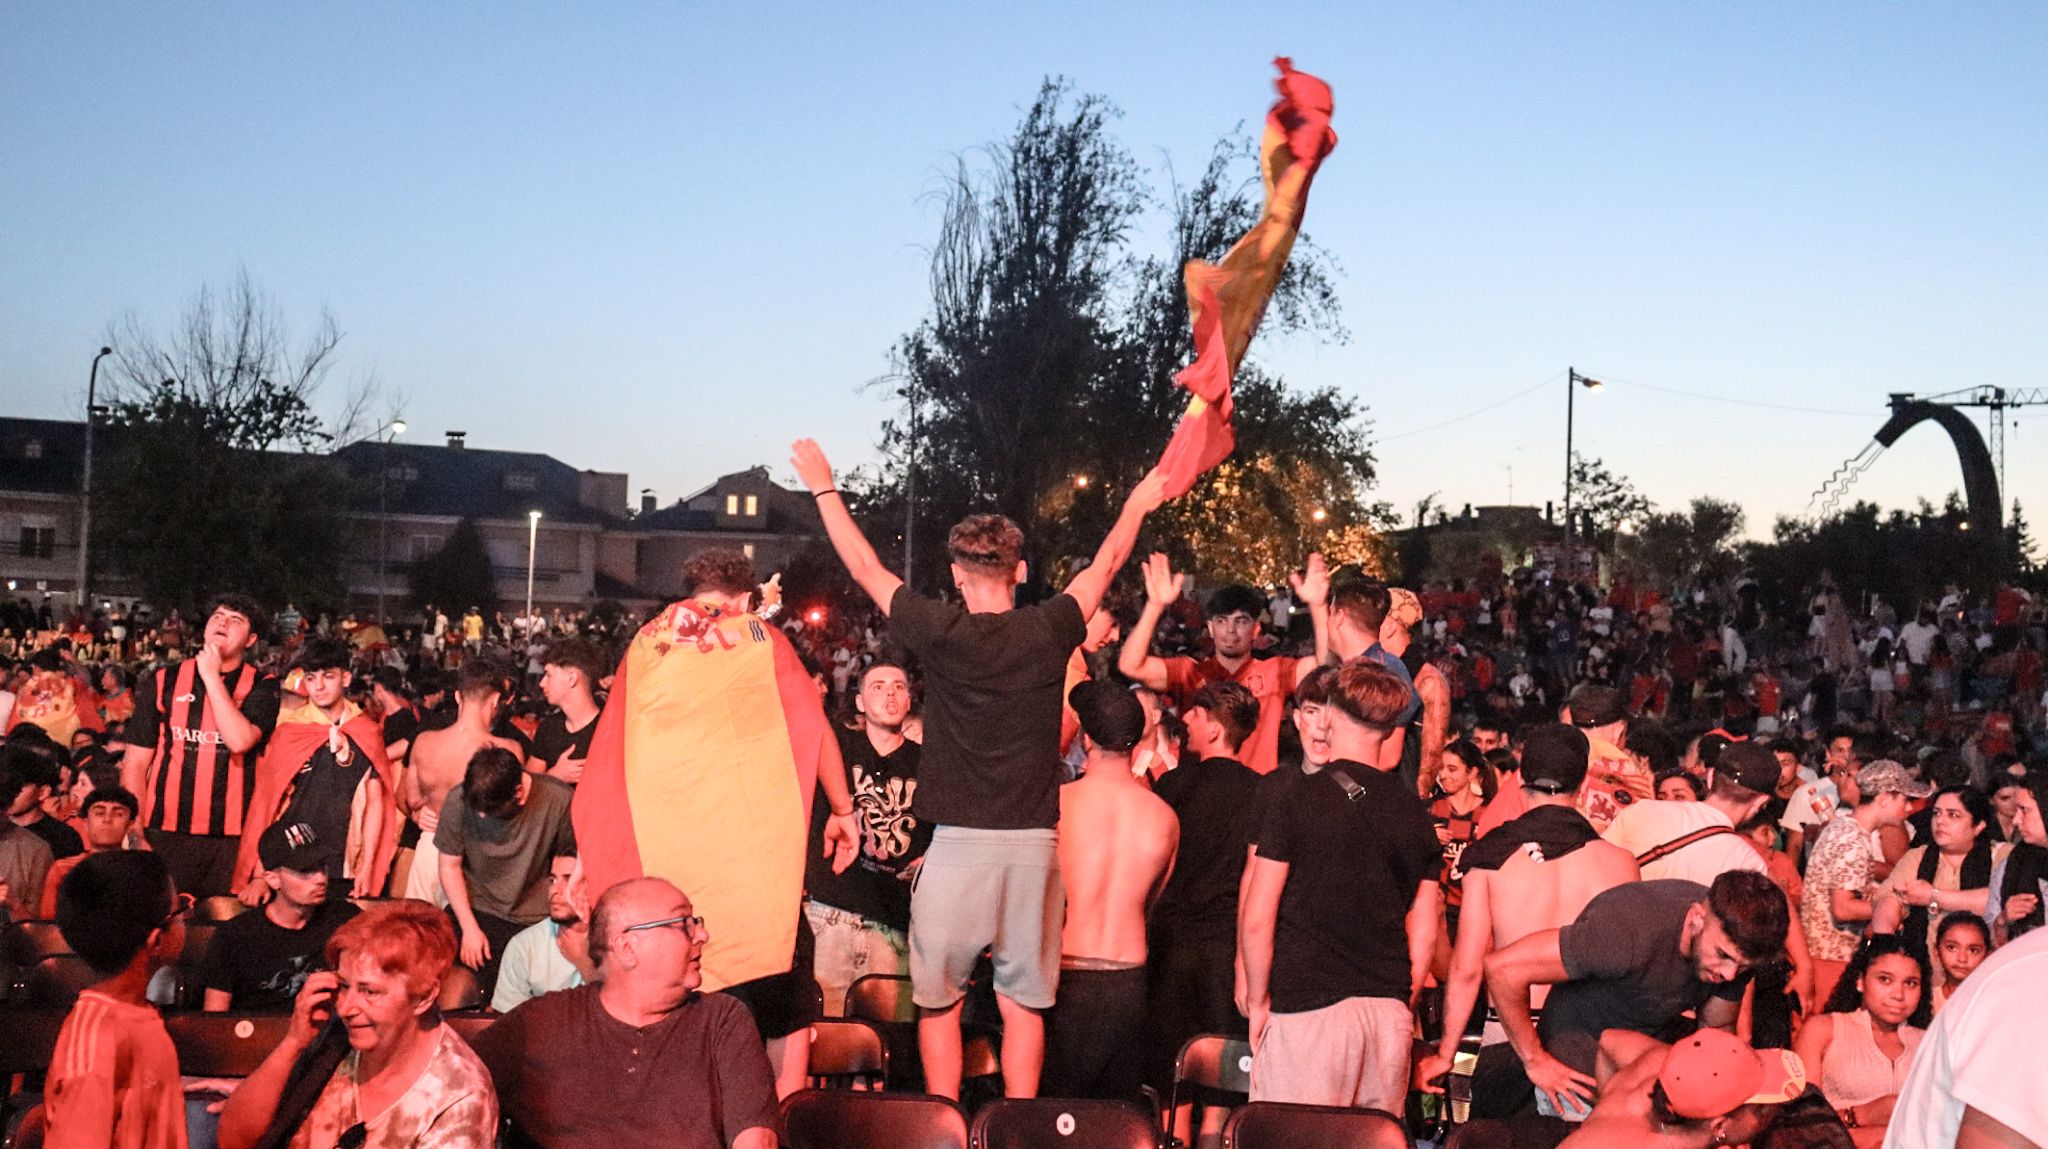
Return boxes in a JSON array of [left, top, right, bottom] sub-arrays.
[[1145, 930, 1244, 1093], [456, 910, 531, 1002], [145, 829, 239, 899], [1043, 965, 1148, 1101], [723, 913, 821, 1040]]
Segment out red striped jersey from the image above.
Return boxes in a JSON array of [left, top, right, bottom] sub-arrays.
[[125, 661, 281, 837]]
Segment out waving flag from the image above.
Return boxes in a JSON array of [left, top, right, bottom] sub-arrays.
[[1156, 57, 1338, 498], [573, 599, 839, 992]]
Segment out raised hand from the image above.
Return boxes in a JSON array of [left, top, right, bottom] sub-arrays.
[[789, 439, 836, 495], [1141, 553, 1185, 608], [1290, 552, 1331, 607]]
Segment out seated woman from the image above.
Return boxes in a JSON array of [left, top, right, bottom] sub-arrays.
[[1791, 935, 1929, 1148], [1928, 913, 1990, 1014], [1870, 786, 2008, 957], [219, 899, 498, 1149]]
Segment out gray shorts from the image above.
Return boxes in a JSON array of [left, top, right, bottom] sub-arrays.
[[909, 826, 1063, 1011], [1251, 995, 1413, 1112]]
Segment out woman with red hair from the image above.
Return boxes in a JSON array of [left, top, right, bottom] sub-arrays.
[[219, 900, 497, 1149]]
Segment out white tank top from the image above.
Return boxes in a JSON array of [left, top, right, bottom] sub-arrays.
[[1820, 1009, 1923, 1108]]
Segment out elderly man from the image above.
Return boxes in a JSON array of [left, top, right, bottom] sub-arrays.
[[472, 876, 779, 1149]]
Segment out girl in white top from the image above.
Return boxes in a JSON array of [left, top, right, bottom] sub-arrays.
[[1792, 934, 1928, 1148]]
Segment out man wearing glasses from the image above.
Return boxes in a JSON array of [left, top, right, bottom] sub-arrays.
[[1481, 870, 1789, 1135], [473, 876, 779, 1149]]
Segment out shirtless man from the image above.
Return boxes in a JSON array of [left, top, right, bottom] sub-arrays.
[[1550, 1030, 1805, 1149], [1044, 680, 1178, 1100], [402, 659, 521, 906], [1417, 723, 1641, 1120]]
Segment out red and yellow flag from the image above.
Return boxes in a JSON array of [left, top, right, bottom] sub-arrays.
[[233, 699, 396, 892], [573, 599, 840, 992], [1156, 57, 1338, 497]]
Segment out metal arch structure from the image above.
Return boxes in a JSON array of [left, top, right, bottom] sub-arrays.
[[1872, 394, 2002, 536]]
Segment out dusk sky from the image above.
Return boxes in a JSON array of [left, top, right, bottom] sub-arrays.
[[5, 4, 2043, 540]]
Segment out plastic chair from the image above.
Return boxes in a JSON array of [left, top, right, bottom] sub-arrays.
[[195, 896, 250, 923], [1220, 1102, 1408, 1149], [9, 1102, 46, 1149], [970, 1098, 1161, 1149], [808, 1018, 889, 1089], [782, 1089, 969, 1149], [21, 955, 98, 1007], [845, 973, 917, 1023], [437, 964, 484, 1011], [165, 1013, 296, 1078], [14, 922, 70, 959]]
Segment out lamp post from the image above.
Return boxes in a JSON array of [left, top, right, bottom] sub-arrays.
[[1563, 367, 1604, 574], [374, 419, 407, 623], [525, 510, 542, 624], [902, 380, 918, 586], [77, 346, 113, 611]]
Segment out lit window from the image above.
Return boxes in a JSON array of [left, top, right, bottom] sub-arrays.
[[726, 494, 739, 515], [745, 494, 759, 516], [743, 544, 756, 560]]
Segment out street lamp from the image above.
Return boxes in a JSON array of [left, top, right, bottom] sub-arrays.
[[525, 510, 542, 624], [1311, 507, 1328, 523], [374, 419, 407, 623], [1563, 367, 1604, 572], [77, 346, 112, 610]]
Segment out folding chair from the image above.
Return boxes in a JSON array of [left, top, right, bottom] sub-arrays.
[[437, 964, 485, 1011], [166, 1014, 296, 1078], [1220, 1102, 1408, 1149], [13, 923, 69, 960], [194, 896, 250, 923], [970, 1098, 1160, 1149], [808, 1019, 889, 1090], [21, 956, 97, 1008], [845, 973, 917, 1023], [1165, 1035, 1253, 1138], [782, 1087, 969, 1149]]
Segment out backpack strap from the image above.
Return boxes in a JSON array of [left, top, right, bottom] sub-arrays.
[[1635, 825, 1740, 867]]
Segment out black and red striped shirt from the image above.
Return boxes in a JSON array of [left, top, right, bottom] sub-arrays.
[[125, 661, 281, 837]]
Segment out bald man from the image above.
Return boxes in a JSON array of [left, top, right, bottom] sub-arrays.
[[474, 877, 779, 1149]]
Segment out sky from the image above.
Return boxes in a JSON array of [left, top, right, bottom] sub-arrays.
[[4, 3, 2044, 540]]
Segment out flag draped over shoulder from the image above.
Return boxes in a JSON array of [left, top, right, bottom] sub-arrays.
[[233, 699, 395, 891], [1155, 57, 1339, 498], [573, 599, 839, 992]]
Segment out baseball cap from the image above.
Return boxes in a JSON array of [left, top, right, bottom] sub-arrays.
[[1717, 743, 1783, 796], [259, 821, 339, 874], [1520, 724, 1590, 795], [1068, 680, 1146, 754], [1658, 1029, 1806, 1120], [1857, 759, 1933, 800]]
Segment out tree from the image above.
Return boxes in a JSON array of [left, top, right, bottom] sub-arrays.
[[406, 518, 498, 615], [1568, 453, 1654, 550], [1745, 493, 2004, 618], [97, 272, 371, 615], [1628, 497, 1745, 591], [858, 81, 1375, 588]]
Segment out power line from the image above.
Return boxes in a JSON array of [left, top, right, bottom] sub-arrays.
[[1376, 372, 1561, 443]]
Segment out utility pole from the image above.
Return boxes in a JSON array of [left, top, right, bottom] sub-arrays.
[[77, 346, 112, 610]]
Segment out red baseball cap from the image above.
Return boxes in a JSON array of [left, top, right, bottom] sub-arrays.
[[1658, 1030, 1806, 1120]]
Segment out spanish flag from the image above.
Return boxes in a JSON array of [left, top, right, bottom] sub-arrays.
[[233, 698, 396, 893], [1156, 57, 1338, 498], [573, 599, 841, 992]]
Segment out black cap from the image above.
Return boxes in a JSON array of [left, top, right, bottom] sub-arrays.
[[1521, 724, 1590, 795], [1717, 743, 1782, 796], [1068, 680, 1146, 754], [259, 821, 338, 874]]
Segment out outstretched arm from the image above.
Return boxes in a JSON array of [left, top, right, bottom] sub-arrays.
[[791, 439, 905, 614], [1063, 468, 1170, 621]]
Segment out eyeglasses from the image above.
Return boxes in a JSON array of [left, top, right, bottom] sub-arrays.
[[339, 1123, 367, 1149], [621, 914, 707, 939], [159, 891, 196, 929]]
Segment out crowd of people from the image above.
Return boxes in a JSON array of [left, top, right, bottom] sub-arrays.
[[3, 441, 2046, 1149]]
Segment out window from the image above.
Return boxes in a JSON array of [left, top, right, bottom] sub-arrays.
[[411, 535, 439, 560], [743, 543, 756, 560], [503, 470, 537, 492], [22, 439, 42, 460], [744, 494, 759, 516], [725, 494, 739, 516], [18, 526, 55, 559], [385, 463, 418, 482]]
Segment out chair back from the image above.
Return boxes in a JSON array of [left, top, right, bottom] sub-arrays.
[[175, 922, 220, 971], [443, 1012, 497, 1045], [145, 966, 191, 1010], [808, 1019, 889, 1089], [963, 1033, 1002, 1080], [165, 1013, 297, 1078], [782, 1087, 969, 1149], [845, 973, 917, 1023], [1221, 1102, 1408, 1149], [15, 921, 70, 958], [438, 964, 485, 1011], [22, 955, 98, 1007], [970, 1098, 1160, 1149], [0, 1010, 69, 1076], [195, 896, 250, 923], [1167, 1034, 1253, 1119], [10, 1102, 46, 1149]]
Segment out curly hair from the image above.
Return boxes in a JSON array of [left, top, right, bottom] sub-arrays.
[[947, 514, 1024, 577], [680, 548, 757, 597]]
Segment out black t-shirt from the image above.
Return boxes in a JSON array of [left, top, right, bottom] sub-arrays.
[[274, 743, 375, 886], [1540, 879, 1748, 1073], [22, 816, 85, 861], [1151, 756, 1264, 940], [381, 707, 420, 755], [529, 710, 598, 774], [200, 899, 359, 1011], [1253, 760, 1440, 1012], [805, 729, 930, 931], [887, 587, 1085, 830]]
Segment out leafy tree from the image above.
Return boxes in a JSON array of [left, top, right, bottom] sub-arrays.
[[857, 81, 1375, 588], [406, 518, 498, 615], [1745, 493, 2003, 617], [97, 272, 369, 615], [1628, 497, 1745, 591], [1568, 453, 1654, 550]]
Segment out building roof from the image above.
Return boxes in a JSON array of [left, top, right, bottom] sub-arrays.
[[333, 440, 619, 526], [633, 466, 821, 536]]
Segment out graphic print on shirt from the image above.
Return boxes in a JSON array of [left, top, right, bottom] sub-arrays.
[[852, 762, 919, 867]]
